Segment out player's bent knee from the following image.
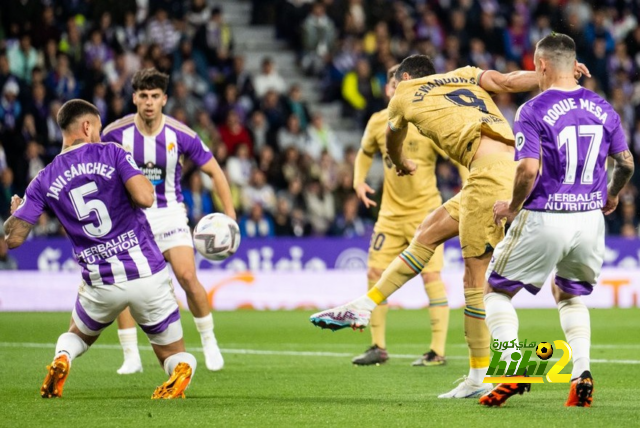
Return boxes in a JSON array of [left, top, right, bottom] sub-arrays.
[[143, 320, 184, 346], [421, 271, 441, 284], [175, 269, 200, 292], [367, 267, 383, 285]]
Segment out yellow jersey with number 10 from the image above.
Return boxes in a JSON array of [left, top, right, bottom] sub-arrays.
[[361, 108, 444, 220], [388, 66, 515, 169]]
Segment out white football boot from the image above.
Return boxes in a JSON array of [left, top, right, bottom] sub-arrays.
[[117, 357, 143, 375], [310, 304, 371, 331], [438, 376, 493, 399], [202, 338, 224, 371]]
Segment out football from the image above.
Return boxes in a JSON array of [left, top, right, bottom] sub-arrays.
[[536, 342, 554, 360], [193, 213, 241, 261]]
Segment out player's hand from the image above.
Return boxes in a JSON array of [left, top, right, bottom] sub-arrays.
[[355, 182, 377, 208], [396, 159, 417, 177], [10, 195, 23, 214], [602, 193, 619, 216], [493, 200, 518, 225], [575, 62, 591, 82]]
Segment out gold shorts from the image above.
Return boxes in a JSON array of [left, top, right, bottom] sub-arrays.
[[443, 193, 461, 222], [458, 152, 517, 258], [368, 216, 444, 273]]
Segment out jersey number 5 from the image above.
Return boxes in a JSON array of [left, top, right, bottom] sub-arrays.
[[70, 182, 113, 238], [444, 89, 489, 114], [557, 124, 603, 185]]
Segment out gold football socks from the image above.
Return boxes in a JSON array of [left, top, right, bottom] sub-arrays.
[[425, 280, 449, 357]]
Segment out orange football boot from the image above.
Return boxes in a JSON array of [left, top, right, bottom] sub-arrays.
[[151, 362, 193, 399], [40, 354, 70, 398], [479, 381, 531, 407], [566, 371, 594, 407]]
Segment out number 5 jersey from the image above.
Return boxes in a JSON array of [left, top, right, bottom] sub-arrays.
[[13, 142, 166, 285]]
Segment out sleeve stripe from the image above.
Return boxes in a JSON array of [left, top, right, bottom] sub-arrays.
[[477, 70, 487, 86]]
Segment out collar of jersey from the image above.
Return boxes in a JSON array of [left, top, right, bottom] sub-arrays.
[[134, 114, 166, 137], [547, 85, 582, 93], [60, 142, 88, 154]]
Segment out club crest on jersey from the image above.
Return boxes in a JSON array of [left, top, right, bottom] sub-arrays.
[[515, 132, 525, 151], [406, 140, 420, 153], [168, 142, 177, 155], [141, 162, 165, 186]]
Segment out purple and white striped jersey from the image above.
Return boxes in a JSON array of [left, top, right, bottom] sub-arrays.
[[101, 114, 213, 210], [514, 87, 629, 212], [13, 143, 166, 286]]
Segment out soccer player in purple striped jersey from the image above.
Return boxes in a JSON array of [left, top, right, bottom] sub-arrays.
[[4, 99, 197, 399], [101, 68, 235, 373], [480, 33, 634, 408]]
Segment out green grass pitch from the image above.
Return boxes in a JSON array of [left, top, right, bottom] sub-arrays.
[[1, 308, 638, 427]]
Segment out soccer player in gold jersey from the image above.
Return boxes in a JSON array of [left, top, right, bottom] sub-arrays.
[[311, 55, 590, 398], [351, 65, 467, 367]]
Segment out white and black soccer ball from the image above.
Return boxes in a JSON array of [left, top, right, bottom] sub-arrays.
[[193, 213, 241, 261]]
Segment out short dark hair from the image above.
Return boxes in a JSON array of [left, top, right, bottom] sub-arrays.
[[387, 64, 400, 81], [536, 33, 576, 67], [395, 55, 436, 80], [56, 99, 100, 131], [131, 68, 170, 93]]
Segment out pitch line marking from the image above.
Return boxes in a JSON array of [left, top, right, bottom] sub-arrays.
[[0, 342, 639, 364]]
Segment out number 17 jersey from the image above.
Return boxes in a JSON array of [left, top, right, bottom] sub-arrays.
[[14, 143, 166, 286], [514, 87, 628, 212]]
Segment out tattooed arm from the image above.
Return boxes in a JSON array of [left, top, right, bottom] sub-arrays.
[[4, 195, 35, 249], [603, 150, 635, 215], [4, 216, 34, 249]]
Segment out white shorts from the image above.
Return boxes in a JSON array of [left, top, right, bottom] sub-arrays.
[[145, 204, 193, 253], [72, 268, 183, 345], [487, 209, 604, 296]]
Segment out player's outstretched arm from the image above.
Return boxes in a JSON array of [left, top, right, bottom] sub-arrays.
[[125, 175, 155, 208], [603, 149, 634, 215], [479, 63, 590, 93], [201, 158, 236, 220], [493, 158, 539, 225], [4, 195, 34, 249]]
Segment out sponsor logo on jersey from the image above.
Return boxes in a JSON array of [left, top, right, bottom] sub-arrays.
[[141, 162, 165, 185]]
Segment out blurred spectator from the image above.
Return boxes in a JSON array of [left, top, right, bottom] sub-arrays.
[[192, 111, 220, 150], [256, 145, 280, 186], [8, 34, 38, 84], [301, 1, 337, 76], [306, 113, 341, 161], [277, 114, 308, 154], [193, 6, 233, 65], [341, 58, 382, 123], [304, 179, 335, 235], [219, 110, 253, 157], [227, 143, 254, 187], [165, 81, 203, 124], [273, 196, 294, 236], [183, 172, 214, 227], [254, 57, 287, 98], [45, 101, 63, 159], [115, 11, 143, 52], [261, 90, 287, 133], [25, 141, 44, 183], [0, 80, 22, 134], [239, 203, 275, 238], [146, 9, 180, 54], [0, 167, 14, 218], [214, 83, 249, 125], [284, 85, 310, 130], [45, 54, 79, 101], [247, 110, 273, 153], [0, 238, 17, 270], [329, 194, 366, 237], [32, 212, 59, 237], [173, 59, 209, 99], [415, 11, 445, 50], [226, 55, 255, 102], [241, 168, 276, 213], [84, 29, 114, 69]]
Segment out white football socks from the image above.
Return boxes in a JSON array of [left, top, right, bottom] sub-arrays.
[[193, 314, 216, 343], [163, 352, 197, 377], [117, 328, 142, 374], [484, 292, 520, 362], [558, 297, 591, 378], [349, 295, 377, 312], [55, 332, 88, 364]]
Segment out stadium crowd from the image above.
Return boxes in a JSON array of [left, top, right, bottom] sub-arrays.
[[0, 0, 638, 244]]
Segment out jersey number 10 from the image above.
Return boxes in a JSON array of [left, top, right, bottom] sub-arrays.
[[557, 124, 603, 185]]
